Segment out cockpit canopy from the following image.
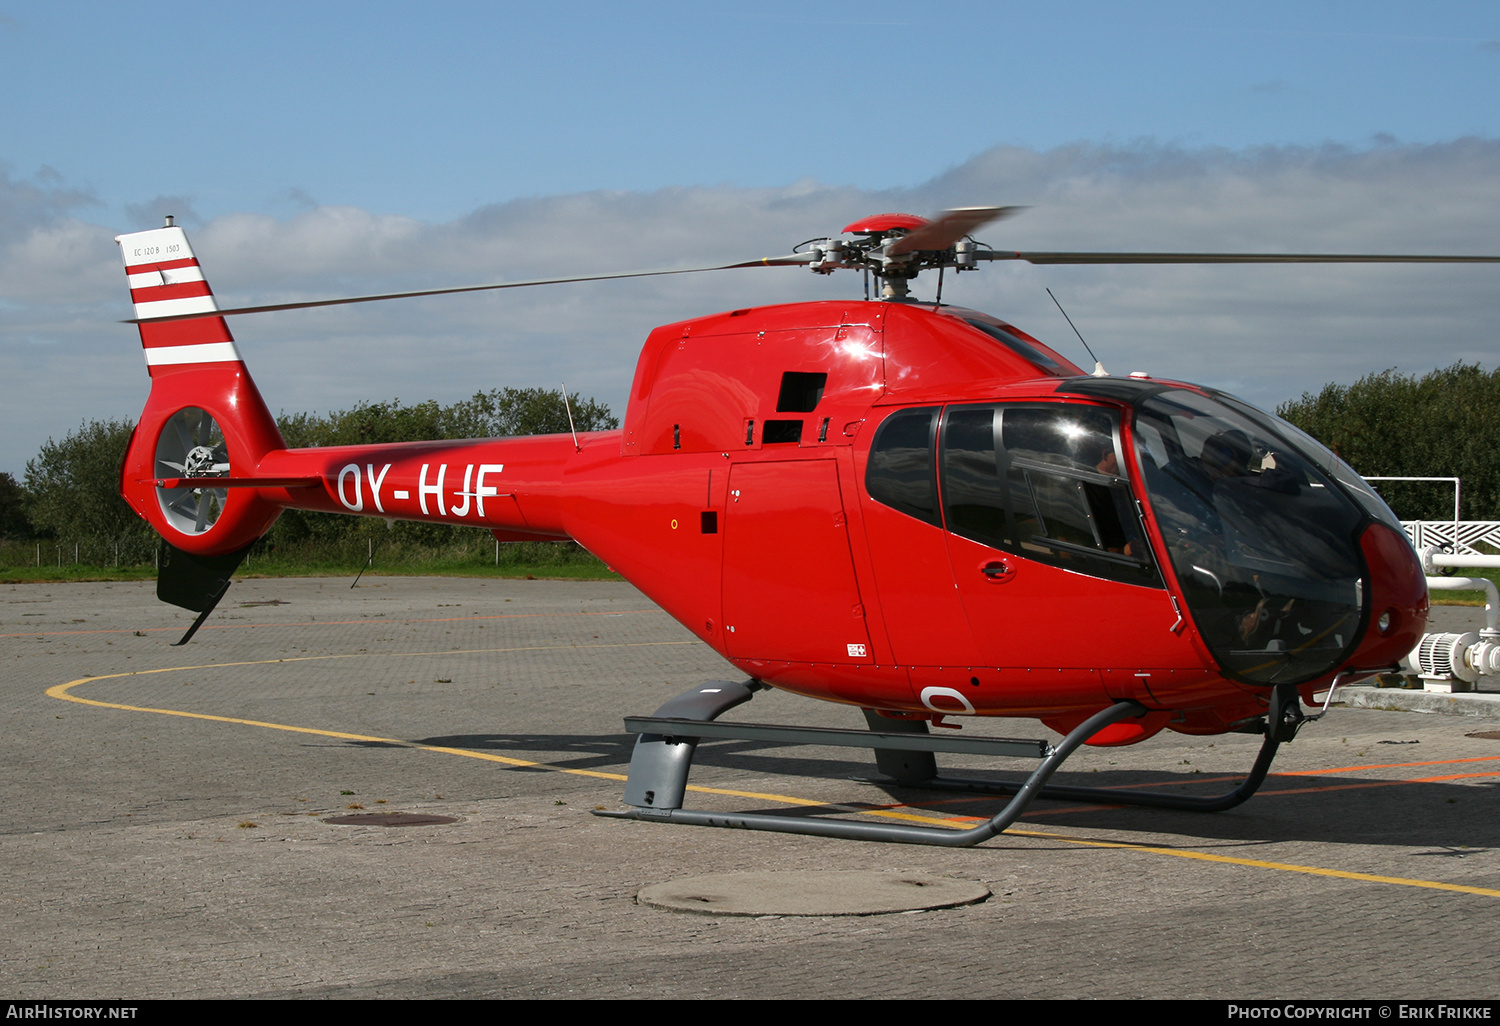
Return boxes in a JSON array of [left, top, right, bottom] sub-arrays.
[[865, 384, 1405, 686], [1133, 389, 1386, 684]]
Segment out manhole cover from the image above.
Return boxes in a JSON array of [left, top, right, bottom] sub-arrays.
[[637, 870, 990, 917], [1466, 731, 1500, 741], [323, 812, 458, 827]]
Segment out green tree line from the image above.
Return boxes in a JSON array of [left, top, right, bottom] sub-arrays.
[[7, 388, 617, 563], [1276, 363, 1500, 521]]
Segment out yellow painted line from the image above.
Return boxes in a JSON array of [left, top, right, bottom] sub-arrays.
[[48, 671, 942, 818], [1003, 827, 1500, 899], [679, 786, 975, 826], [46, 641, 697, 782], [809, 803, 1500, 898], [400, 743, 625, 780], [811, 801, 1500, 898], [679, 784, 825, 806], [48, 656, 1500, 899], [1280, 755, 1500, 776], [48, 683, 630, 779], [47, 655, 1081, 823], [1261, 774, 1500, 797]]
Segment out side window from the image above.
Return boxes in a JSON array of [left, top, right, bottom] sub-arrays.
[[866, 407, 940, 526], [940, 406, 1006, 548], [940, 404, 1159, 587]]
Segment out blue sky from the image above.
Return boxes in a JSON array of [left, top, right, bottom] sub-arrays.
[[7, 2, 1500, 222], [2, 1, 1499, 476]]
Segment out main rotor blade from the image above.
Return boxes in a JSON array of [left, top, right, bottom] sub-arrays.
[[887, 206, 1025, 256], [124, 254, 815, 324], [982, 251, 1500, 265]]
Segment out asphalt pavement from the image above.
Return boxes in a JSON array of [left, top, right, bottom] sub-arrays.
[[3, 577, 1498, 1000]]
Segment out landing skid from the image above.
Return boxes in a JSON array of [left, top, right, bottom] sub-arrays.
[[593, 681, 1282, 847]]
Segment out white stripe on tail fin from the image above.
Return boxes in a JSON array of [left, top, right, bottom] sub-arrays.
[[115, 222, 243, 372]]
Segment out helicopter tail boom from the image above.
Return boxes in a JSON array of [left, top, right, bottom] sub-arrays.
[[115, 222, 589, 574]]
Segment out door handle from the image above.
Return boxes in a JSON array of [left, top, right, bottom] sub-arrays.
[[979, 559, 1015, 583]]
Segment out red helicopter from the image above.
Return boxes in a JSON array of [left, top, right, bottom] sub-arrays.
[[113, 207, 1494, 846]]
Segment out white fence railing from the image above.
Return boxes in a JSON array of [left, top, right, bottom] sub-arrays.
[[1401, 522, 1500, 556]]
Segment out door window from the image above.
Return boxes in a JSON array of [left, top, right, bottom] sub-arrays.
[[941, 404, 1159, 587]]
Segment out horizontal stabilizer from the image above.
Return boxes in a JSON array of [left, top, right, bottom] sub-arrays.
[[151, 476, 323, 490]]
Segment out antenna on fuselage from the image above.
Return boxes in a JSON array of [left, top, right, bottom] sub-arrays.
[[561, 383, 580, 452], [1047, 288, 1108, 377]]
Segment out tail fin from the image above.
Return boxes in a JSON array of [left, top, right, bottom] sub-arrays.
[[116, 222, 285, 561], [120, 221, 242, 370]]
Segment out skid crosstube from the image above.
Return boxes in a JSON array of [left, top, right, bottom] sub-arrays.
[[594, 681, 1281, 847]]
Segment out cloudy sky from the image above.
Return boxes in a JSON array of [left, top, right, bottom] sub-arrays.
[[3, 1, 1499, 477]]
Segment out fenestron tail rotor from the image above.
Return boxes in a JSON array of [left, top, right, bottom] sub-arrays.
[[121, 205, 1500, 323], [155, 407, 230, 535]]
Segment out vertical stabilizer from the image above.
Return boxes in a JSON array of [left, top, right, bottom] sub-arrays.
[[115, 223, 285, 559], [119, 224, 245, 373]]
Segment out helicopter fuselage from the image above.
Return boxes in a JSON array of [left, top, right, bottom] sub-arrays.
[[122, 292, 1427, 747]]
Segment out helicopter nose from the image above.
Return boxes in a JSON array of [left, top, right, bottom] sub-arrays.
[[1346, 521, 1429, 671]]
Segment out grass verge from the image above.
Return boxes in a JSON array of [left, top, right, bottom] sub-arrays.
[[1, 539, 621, 584]]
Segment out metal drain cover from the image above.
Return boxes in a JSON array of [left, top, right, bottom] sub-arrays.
[[323, 812, 458, 827], [637, 870, 990, 917]]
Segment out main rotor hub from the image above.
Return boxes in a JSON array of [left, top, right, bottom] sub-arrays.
[[841, 212, 930, 235], [802, 210, 1000, 299]]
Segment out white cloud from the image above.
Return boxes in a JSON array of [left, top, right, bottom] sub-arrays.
[[2, 140, 1497, 477]]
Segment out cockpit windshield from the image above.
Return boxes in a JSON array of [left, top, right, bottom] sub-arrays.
[[1133, 389, 1369, 685]]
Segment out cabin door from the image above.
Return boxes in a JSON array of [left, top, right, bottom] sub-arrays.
[[721, 460, 871, 663]]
